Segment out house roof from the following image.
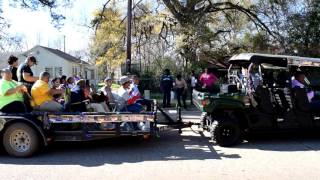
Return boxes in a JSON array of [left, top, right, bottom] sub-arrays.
[[22, 45, 90, 65]]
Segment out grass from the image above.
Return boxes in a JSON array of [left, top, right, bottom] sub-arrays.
[[97, 83, 121, 90]]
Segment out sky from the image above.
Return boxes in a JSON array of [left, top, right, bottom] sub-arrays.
[[2, 0, 109, 52]]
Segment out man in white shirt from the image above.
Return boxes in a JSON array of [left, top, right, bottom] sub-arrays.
[[129, 75, 152, 111], [190, 70, 197, 104], [117, 76, 142, 112]]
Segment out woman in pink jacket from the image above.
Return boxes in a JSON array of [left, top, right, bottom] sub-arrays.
[[199, 68, 218, 91]]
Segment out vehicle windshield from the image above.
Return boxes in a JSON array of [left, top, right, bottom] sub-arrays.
[[247, 62, 291, 89], [228, 64, 248, 90]]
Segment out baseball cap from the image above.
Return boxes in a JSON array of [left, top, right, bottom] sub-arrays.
[[119, 76, 131, 85], [104, 77, 112, 82], [0, 68, 11, 74], [28, 56, 37, 65]]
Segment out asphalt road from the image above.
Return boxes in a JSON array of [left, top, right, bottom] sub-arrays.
[[1, 126, 320, 180]]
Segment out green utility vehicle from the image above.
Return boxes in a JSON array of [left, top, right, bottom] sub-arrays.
[[193, 53, 320, 146]]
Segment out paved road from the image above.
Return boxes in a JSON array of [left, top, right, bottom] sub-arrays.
[[1, 110, 320, 180]]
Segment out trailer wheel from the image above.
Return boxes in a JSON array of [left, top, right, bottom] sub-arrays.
[[212, 120, 241, 147], [3, 123, 39, 157]]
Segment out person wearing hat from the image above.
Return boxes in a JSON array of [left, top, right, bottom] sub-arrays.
[[7, 55, 19, 81], [117, 76, 142, 112], [130, 75, 152, 111], [0, 68, 27, 113], [101, 77, 114, 104], [17, 56, 39, 92]]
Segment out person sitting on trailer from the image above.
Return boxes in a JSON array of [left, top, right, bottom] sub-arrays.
[[117, 76, 142, 112], [0, 68, 28, 113], [69, 79, 88, 112], [130, 75, 152, 111], [31, 72, 64, 112], [51, 77, 64, 103], [69, 79, 109, 112]]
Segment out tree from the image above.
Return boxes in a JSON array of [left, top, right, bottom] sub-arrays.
[[286, 1, 320, 57], [256, 0, 320, 57], [7, 0, 320, 64], [90, 7, 126, 78]]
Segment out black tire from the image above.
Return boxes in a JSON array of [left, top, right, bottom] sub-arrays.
[[212, 120, 242, 147], [3, 123, 39, 157]]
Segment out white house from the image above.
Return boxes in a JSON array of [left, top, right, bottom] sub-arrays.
[[16, 45, 99, 84]]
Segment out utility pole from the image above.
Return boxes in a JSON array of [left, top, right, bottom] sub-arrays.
[[126, 0, 132, 74]]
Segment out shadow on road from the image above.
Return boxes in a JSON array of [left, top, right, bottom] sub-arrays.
[[237, 133, 320, 152], [0, 129, 240, 167]]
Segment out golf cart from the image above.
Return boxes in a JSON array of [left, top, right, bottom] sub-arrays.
[[193, 53, 320, 146]]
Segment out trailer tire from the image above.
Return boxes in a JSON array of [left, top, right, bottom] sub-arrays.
[[3, 123, 39, 157], [212, 120, 241, 147]]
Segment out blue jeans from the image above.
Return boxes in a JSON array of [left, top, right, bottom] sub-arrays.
[[122, 103, 142, 113], [136, 99, 152, 111]]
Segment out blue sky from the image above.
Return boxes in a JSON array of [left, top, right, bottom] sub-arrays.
[[2, 0, 110, 52]]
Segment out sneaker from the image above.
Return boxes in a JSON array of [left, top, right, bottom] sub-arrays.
[[120, 122, 134, 131], [138, 122, 150, 131]]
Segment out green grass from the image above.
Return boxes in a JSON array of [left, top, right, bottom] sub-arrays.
[[97, 83, 121, 90]]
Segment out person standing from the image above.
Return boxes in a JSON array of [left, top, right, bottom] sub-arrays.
[[199, 68, 218, 91], [175, 74, 188, 109], [7, 55, 19, 81], [189, 70, 197, 104], [0, 68, 27, 113], [160, 69, 174, 108], [17, 56, 38, 92]]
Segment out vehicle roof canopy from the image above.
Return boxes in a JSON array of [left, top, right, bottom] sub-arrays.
[[229, 53, 320, 67]]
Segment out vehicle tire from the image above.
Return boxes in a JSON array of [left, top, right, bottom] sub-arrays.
[[212, 120, 242, 147], [3, 123, 39, 157]]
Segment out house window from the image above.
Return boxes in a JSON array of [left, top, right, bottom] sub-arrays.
[[45, 67, 62, 78], [72, 67, 78, 76], [90, 70, 95, 79], [54, 67, 62, 77], [84, 70, 88, 79], [45, 67, 53, 77]]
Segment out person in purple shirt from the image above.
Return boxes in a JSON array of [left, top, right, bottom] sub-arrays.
[[292, 71, 314, 102], [292, 71, 320, 110]]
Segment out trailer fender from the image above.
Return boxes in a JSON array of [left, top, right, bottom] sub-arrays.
[[0, 118, 5, 132]]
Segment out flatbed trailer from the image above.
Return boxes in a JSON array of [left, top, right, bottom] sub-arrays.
[[0, 111, 157, 157]]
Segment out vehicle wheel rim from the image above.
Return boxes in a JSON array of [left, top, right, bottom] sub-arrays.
[[9, 130, 31, 153], [221, 126, 235, 141]]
